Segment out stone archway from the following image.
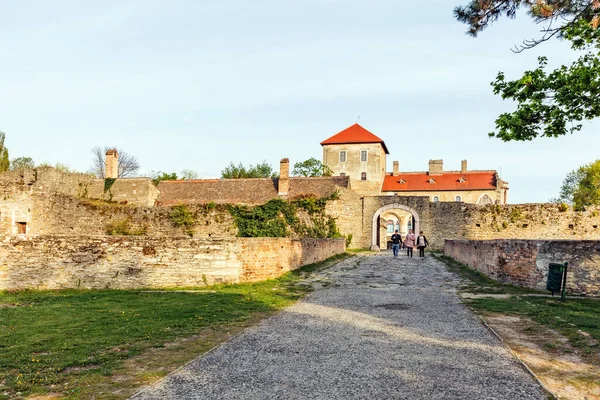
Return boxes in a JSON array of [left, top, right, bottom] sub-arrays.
[[371, 203, 420, 250]]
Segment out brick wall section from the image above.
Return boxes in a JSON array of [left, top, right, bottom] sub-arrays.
[[0, 236, 345, 290], [237, 238, 345, 281], [444, 239, 600, 296]]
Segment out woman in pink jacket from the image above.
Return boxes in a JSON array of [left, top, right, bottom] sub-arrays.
[[404, 229, 416, 258]]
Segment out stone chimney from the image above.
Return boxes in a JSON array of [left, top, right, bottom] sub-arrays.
[[428, 159, 443, 175], [393, 161, 399, 176], [278, 158, 290, 196], [461, 160, 467, 174], [105, 149, 119, 179]]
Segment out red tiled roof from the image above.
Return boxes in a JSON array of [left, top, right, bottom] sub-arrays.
[[320, 124, 389, 154], [156, 176, 350, 206], [382, 171, 497, 192]]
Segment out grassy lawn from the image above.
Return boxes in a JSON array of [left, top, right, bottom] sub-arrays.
[[0, 253, 350, 399], [432, 252, 599, 361]]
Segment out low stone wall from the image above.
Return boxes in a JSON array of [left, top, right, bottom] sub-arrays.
[[444, 239, 600, 296], [0, 236, 345, 291]]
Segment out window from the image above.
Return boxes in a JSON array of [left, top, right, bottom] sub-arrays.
[[339, 151, 347, 163], [455, 196, 462, 202], [339, 173, 346, 177], [428, 178, 436, 184], [17, 222, 26, 234], [433, 196, 439, 202], [361, 172, 367, 181], [360, 150, 368, 162], [477, 194, 493, 205], [386, 221, 394, 233]]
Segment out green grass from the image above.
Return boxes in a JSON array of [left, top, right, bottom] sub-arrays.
[[469, 296, 600, 354], [433, 253, 599, 362], [0, 253, 350, 399]]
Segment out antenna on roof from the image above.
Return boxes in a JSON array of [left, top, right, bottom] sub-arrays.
[[356, 115, 360, 123]]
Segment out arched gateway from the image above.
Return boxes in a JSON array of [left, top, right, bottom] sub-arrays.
[[371, 203, 420, 250]]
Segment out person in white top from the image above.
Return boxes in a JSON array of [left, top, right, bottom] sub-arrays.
[[416, 231, 429, 258]]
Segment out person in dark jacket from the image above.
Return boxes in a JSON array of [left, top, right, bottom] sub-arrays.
[[416, 231, 429, 258], [390, 230, 401, 258]]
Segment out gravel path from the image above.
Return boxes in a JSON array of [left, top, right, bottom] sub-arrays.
[[132, 253, 546, 400]]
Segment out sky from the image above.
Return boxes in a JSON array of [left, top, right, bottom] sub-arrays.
[[1, 0, 599, 204]]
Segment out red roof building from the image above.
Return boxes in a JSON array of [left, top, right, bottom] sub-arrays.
[[382, 171, 497, 192], [320, 124, 389, 154]]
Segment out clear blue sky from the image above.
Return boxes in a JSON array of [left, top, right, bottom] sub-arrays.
[[2, 0, 598, 203]]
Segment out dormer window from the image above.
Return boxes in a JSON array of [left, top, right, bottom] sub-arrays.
[[428, 178, 436, 184], [458, 177, 467, 183], [398, 178, 407, 184]]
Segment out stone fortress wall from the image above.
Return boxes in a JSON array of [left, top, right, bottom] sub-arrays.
[[444, 239, 600, 296], [0, 236, 344, 290]]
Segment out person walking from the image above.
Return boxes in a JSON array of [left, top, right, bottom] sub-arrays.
[[390, 230, 401, 258], [416, 231, 429, 258], [404, 229, 415, 258]]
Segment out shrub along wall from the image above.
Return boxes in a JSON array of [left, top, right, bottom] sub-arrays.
[[0, 235, 345, 291], [444, 239, 600, 296]]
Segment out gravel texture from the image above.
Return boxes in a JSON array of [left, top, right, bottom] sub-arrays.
[[132, 253, 547, 400]]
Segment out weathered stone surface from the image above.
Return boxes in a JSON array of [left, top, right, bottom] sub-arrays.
[[0, 236, 345, 290], [444, 239, 600, 296]]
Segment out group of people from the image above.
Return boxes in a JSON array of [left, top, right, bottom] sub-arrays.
[[390, 229, 428, 258]]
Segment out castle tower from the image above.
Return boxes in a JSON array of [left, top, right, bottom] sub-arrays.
[[105, 149, 119, 179], [320, 124, 389, 194]]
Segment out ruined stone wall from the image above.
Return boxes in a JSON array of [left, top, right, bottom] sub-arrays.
[[0, 236, 345, 290], [86, 178, 160, 207], [444, 239, 600, 296], [31, 194, 237, 237]]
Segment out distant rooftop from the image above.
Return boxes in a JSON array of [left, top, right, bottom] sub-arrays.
[[320, 124, 389, 154]]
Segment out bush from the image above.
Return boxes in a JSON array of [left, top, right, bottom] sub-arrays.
[[171, 205, 196, 228], [105, 219, 146, 235], [558, 202, 569, 212], [345, 234, 353, 248]]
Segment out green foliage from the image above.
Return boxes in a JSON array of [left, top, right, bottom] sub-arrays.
[[104, 178, 116, 193], [105, 219, 146, 235], [558, 202, 569, 212], [455, 2, 600, 140], [170, 204, 196, 228], [345, 234, 353, 248], [501, 221, 509, 229], [10, 156, 35, 171], [221, 160, 277, 179], [509, 208, 522, 222], [152, 172, 178, 186], [206, 201, 216, 211], [0, 132, 8, 172], [555, 160, 600, 211], [180, 169, 199, 180], [228, 195, 340, 238], [292, 157, 333, 177]]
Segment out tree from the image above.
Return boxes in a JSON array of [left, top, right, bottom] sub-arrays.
[[90, 147, 140, 178], [292, 158, 333, 177], [10, 157, 35, 170], [0, 132, 9, 172], [221, 161, 277, 179], [555, 159, 600, 210], [151, 172, 178, 186], [454, 1, 600, 141], [180, 169, 199, 180]]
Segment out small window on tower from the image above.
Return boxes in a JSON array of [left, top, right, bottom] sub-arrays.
[[433, 196, 439, 202], [339, 151, 347, 163], [361, 172, 367, 181], [455, 196, 462, 202], [360, 150, 368, 162], [340, 173, 346, 177], [17, 222, 27, 234]]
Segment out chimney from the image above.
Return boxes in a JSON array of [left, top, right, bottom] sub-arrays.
[[278, 158, 290, 196], [105, 149, 119, 179], [393, 161, 399, 176], [461, 160, 467, 174], [428, 159, 443, 175]]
